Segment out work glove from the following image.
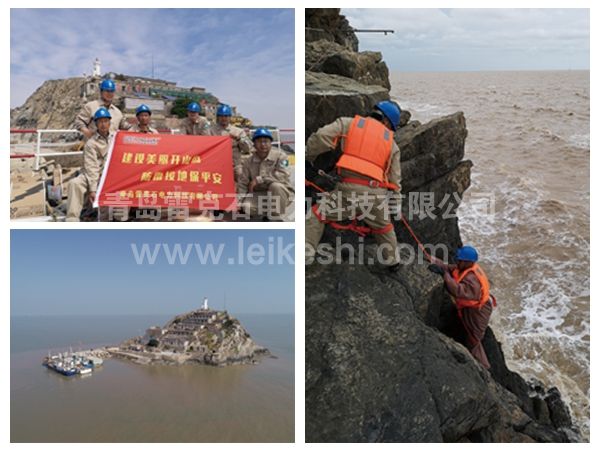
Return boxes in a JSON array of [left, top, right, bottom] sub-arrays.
[[428, 264, 445, 276]]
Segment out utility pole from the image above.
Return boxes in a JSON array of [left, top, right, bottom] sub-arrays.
[[151, 54, 154, 79]]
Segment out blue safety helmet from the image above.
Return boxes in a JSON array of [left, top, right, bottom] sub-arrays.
[[252, 127, 273, 141], [217, 104, 232, 117], [374, 100, 401, 131], [93, 107, 112, 121], [456, 246, 478, 263], [135, 104, 152, 116], [187, 102, 201, 113], [99, 79, 116, 92]]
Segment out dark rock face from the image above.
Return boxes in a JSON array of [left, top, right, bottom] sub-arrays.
[[305, 71, 389, 140], [306, 40, 391, 90], [306, 257, 576, 443], [306, 8, 358, 51], [305, 8, 392, 141], [305, 9, 578, 443]]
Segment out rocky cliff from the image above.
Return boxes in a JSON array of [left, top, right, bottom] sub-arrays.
[[305, 8, 579, 443], [10, 77, 88, 130]]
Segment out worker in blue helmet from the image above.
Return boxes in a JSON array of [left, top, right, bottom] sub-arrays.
[[211, 104, 252, 180], [183, 101, 211, 136], [305, 100, 403, 271], [237, 127, 294, 221], [131, 104, 158, 134], [429, 246, 496, 369], [74, 78, 130, 139], [66, 107, 116, 221]]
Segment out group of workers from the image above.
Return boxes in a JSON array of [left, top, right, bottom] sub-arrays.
[[305, 99, 496, 370], [66, 79, 293, 222]]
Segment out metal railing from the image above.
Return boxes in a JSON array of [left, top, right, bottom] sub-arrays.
[[10, 128, 84, 170]]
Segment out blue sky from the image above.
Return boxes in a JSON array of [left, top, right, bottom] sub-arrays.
[[10, 8, 295, 127], [11, 230, 294, 316], [342, 8, 589, 71]]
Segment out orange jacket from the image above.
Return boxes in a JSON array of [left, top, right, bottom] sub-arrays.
[[335, 115, 393, 183], [451, 264, 491, 310]]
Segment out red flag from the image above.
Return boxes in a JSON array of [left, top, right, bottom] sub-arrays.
[[95, 131, 236, 211]]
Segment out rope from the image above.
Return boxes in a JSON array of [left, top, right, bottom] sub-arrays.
[[399, 215, 432, 262]]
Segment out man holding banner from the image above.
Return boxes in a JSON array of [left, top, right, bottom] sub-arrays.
[[237, 128, 293, 221], [66, 107, 114, 221]]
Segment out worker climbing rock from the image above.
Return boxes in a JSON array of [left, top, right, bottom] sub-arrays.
[[305, 100, 402, 271], [429, 246, 496, 369], [130, 104, 159, 134], [66, 107, 114, 221], [211, 104, 252, 180], [183, 101, 212, 136], [237, 127, 293, 221], [74, 79, 131, 139]]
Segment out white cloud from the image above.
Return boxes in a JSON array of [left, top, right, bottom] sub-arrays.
[[341, 8, 589, 71]]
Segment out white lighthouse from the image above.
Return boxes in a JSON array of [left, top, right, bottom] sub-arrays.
[[93, 58, 101, 77], [202, 297, 209, 311]]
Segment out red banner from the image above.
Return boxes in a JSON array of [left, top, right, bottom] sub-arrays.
[[95, 131, 236, 210]]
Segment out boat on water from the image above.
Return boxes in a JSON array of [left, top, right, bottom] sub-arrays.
[[42, 350, 102, 377]]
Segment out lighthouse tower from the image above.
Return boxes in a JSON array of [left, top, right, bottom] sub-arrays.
[[202, 297, 209, 311], [93, 58, 101, 77]]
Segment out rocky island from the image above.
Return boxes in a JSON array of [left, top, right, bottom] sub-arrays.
[[100, 299, 269, 367], [305, 9, 580, 443]]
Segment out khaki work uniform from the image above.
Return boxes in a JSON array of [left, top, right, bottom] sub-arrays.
[[183, 116, 212, 136], [66, 131, 113, 221], [305, 117, 402, 266], [129, 124, 159, 134], [74, 100, 130, 136], [237, 147, 294, 220], [211, 123, 252, 179]]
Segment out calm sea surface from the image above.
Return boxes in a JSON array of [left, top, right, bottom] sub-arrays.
[[11, 314, 294, 442]]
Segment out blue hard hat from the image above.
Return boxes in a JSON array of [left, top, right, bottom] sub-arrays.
[[99, 79, 116, 92], [252, 127, 273, 141], [375, 100, 401, 131], [217, 104, 232, 117], [93, 107, 112, 121], [135, 104, 152, 116], [456, 246, 478, 262], [187, 102, 201, 113]]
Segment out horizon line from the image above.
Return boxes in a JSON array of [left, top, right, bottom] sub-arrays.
[[388, 68, 589, 73]]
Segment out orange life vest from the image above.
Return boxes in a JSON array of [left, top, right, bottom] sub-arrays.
[[451, 264, 494, 310], [336, 115, 394, 183]]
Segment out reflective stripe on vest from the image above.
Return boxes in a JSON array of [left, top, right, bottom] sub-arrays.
[[336, 115, 393, 183], [451, 264, 491, 310]]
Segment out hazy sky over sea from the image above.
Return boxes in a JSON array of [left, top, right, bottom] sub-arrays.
[[11, 230, 294, 316], [342, 8, 589, 71], [10, 9, 295, 127]]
